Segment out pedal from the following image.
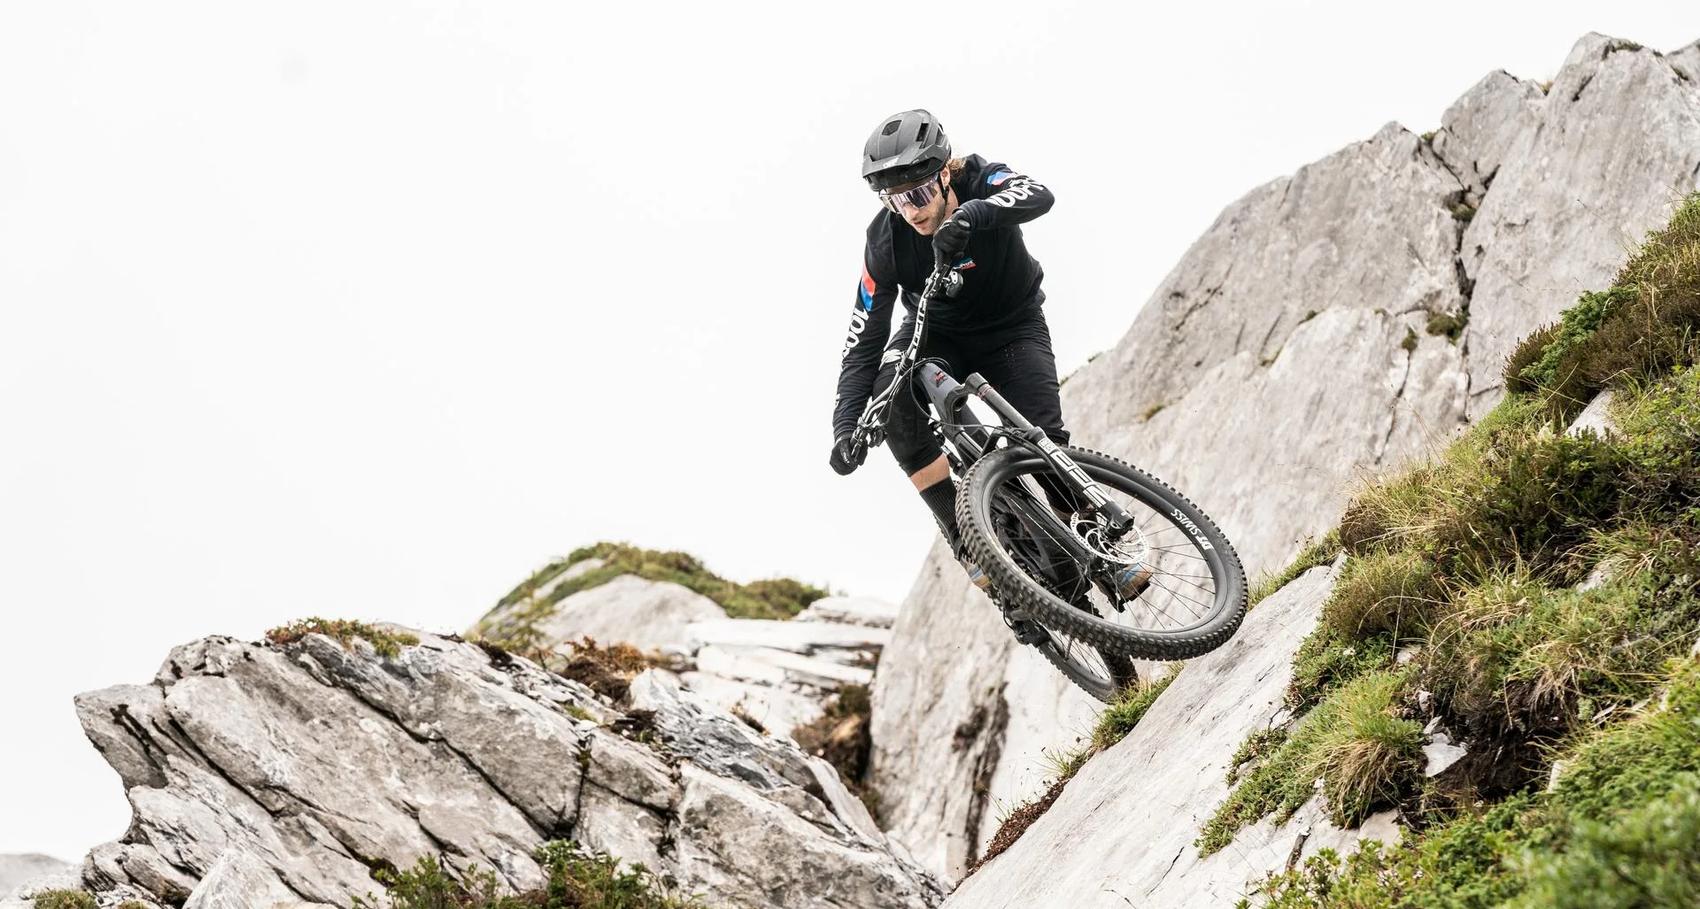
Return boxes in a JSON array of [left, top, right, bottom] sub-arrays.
[[1002, 609, 1049, 646]]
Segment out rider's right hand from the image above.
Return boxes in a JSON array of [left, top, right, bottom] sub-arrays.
[[830, 434, 862, 476]]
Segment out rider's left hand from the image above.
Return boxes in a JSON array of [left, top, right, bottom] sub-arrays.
[[933, 210, 972, 264]]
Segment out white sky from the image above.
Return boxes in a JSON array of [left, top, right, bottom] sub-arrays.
[[2, 0, 1694, 861]]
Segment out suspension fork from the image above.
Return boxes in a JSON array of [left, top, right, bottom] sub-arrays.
[[963, 374, 1137, 538]]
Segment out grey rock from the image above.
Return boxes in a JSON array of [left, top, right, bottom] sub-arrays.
[[1430, 70, 1543, 196], [1567, 389, 1617, 437], [1462, 34, 1700, 410], [534, 575, 729, 653], [1422, 732, 1469, 778], [1671, 40, 1700, 84], [182, 851, 309, 909], [675, 670, 826, 738], [868, 536, 1021, 879], [0, 855, 70, 898], [671, 764, 945, 909], [794, 596, 900, 628], [943, 564, 1401, 907], [69, 631, 939, 909], [685, 618, 890, 658], [693, 644, 873, 689]]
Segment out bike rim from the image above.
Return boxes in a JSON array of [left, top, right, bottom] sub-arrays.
[[979, 454, 1234, 641]]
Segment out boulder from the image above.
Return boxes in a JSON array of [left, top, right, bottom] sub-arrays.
[[67, 631, 942, 909]]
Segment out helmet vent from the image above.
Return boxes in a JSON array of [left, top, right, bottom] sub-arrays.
[[916, 123, 929, 142], [881, 120, 901, 136]]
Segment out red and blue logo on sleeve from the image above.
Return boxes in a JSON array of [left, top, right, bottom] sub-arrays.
[[987, 171, 1014, 186], [859, 266, 878, 311]]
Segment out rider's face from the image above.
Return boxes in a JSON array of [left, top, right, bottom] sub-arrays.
[[886, 169, 953, 236]]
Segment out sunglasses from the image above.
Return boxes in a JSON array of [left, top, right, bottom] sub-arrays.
[[878, 174, 944, 212]]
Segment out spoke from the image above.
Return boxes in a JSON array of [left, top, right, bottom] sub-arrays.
[[1148, 575, 1210, 619]]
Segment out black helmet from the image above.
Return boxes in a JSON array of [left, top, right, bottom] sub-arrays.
[[861, 109, 951, 191]]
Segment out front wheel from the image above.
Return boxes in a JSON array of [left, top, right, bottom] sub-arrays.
[[958, 445, 1247, 660]]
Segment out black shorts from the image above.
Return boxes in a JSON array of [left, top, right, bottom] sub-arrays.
[[876, 313, 1070, 476]]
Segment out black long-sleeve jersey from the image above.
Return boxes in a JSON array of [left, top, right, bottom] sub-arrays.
[[831, 154, 1055, 439]]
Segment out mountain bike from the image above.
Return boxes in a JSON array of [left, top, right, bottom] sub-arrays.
[[844, 259, 1247, 702]]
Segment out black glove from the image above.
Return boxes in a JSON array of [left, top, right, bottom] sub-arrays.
[[829, 434, 862, 476], [932, 210, 972, 264]]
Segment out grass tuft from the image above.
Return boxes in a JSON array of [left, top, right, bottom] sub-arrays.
[[1200, 671, 1420, 855], [1090, 671, 1179, 752], [1250, 530, 1342, 608], [266, 618, 419, 659]]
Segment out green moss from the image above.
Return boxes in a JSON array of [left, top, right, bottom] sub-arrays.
[[1426, 309, 1467, 341], [1250, 530, 1342, 608], [1450, 201, 1477, 223], [1090, 670, 1179, 751], [1401, 327, 1420, 353], [31, 892, 97, 909], [266, 618, 419, 659], [478, 542, 830, 650], [354, 841, 704, 908]]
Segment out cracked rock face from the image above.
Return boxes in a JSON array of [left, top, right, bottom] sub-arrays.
[[68, 631, 942, 909], [869, 30, 1700, 888], [1460, 33, 1700, 410]]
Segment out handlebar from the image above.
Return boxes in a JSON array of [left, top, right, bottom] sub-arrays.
[[848, 260, 962, 453]]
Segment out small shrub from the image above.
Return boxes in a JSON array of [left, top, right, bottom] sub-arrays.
[[1510, 779, 1700, 908], [1302, 672, 1424, 825], [354, 841, 704, 908], [793, 683, 874, 790], [1426, 309, 1467, 340], [31, 892, 97, 909], [1227, 727, 1288, 784], [266, 618, 419, 659], [1320, 549, 1443, 642], [1289, 631, 1395, 709], [554, 636, 663, 702]]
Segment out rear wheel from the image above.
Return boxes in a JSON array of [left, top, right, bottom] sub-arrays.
[[959, 445, 1247, 660]]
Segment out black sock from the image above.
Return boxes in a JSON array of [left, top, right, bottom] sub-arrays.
[[917, 479, 960, 543]]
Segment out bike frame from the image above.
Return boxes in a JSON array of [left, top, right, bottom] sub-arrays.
[[848, 261, 1139, 546]]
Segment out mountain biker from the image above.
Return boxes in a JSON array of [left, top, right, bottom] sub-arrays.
[[828, 109, 1076, 592]]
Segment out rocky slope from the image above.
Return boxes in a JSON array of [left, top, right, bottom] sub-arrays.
[[52, 629, 939, 908], [945, 561, 1409, 907], [472, 550, 895, 740], [870, 32, 1700, 882]]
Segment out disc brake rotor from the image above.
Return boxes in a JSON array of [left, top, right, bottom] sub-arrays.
[[1070, 513, 1150, 568]]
